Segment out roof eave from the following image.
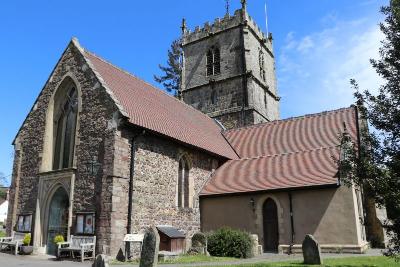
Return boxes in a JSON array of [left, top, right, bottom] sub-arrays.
[[200, 182, 340, 198]]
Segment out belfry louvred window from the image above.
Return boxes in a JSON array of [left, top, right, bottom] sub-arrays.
[[206, 47, 221, 76]]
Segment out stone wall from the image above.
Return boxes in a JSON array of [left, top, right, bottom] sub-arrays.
[[6, 41, 121, 252], [107, 130, 219, 256], [182, 8, 280, 129], [6, 147, 22, 235]]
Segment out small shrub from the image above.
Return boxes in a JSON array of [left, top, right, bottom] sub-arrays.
[[192, 232, 207, 247], [53, 234, 64, 244], [207, 227, 253, 258], [23, 233, 31, 246]]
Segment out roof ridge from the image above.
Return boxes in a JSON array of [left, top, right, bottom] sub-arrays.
[[230, 145, 339, 162], [223, 106, 355, 134], [84, 50, 219, 125]]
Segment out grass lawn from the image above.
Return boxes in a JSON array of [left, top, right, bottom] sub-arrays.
[[160, 254, 235, 264], [110, 254, 235, 265], [203, 256, 398, 267], [111, 256, 398, 266]]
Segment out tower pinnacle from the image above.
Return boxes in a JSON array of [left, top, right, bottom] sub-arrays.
[[181, 18, 187, 35], [225, 0, 230, 15], [241, 0, 247, 10]]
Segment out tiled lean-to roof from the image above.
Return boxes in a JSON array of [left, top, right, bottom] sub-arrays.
[[201, 107, 359, 195], [82, 49, 238, 160]]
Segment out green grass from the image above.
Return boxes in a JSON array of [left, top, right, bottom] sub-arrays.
[[110, 256, 398, 266], [0, 223, 6, 238], [160, 254, 235, 264], [203, 256, 398, 267], [110, 254, 235, 265]]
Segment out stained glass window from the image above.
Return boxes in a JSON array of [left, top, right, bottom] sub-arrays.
[[53, 87, 78, 170]]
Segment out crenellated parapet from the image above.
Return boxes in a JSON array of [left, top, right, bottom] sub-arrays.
[[182, 8, 273, 51]]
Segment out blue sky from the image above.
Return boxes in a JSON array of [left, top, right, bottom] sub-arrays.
[[0, 0, 387, 184]]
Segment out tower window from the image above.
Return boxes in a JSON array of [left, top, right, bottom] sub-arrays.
[[211, 90, 217, 105], [206, 47, 221, 76], [177, 157, 191, 208], [259, 49, 266, 82], [264, 89, 268, 109]]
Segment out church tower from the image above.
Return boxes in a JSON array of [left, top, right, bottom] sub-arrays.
[[181, 0, 280, 129]]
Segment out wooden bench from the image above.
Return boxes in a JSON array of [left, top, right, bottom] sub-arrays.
[[0, 231, 25, 255], [57, 235, 96, 262]]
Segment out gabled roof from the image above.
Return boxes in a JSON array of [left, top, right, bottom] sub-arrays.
[[201, 107, 359, 196], [80, 45, 238, 160], [157, 226, 185, 238], [224, 107, 358, 158], [12, 38, 238, 160]]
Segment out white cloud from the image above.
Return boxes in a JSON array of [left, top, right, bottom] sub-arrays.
[[277, 17, 384, 118], [297, 36, 314, 53]]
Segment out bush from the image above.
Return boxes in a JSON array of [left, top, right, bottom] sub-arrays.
[[207, 227, 253, 258], [53, 234, 64, 244], [23, 233, 31, 246]]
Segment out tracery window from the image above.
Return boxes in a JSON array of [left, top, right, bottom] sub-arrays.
[[177, 157, 191, 208], [53, 87, 78, 170], [259, 49, 266, 82], [206, 47, 221, 76]]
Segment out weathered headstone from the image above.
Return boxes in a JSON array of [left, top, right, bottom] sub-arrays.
[[251, 234, 263, 256], [92, 254, 109, 267], [302, 235, 323, 265], [139, 227, 160, 267]]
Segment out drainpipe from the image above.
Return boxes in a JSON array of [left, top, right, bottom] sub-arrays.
[[288, 192, 295, 255], [126, 130, 145, 260]]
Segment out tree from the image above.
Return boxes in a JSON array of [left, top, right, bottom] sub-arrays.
[[0, 172, 6, 187], [0, 172, 7, 200], [341, 0, 400, 257], [154, 39, 182, 98]]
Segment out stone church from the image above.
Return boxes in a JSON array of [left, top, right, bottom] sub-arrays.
[[7, 0, 385, 258]]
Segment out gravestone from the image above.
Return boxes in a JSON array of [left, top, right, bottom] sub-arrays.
[[139, 227, 160, 267], [92, 254, 109, 267], [302, 235, 323, 265]]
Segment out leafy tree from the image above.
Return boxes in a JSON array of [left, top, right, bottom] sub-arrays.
[[0, 172, 7, 200], [340, 0, 400, 257], [0, 172, 6, 186], [154, 39, 182, 98]]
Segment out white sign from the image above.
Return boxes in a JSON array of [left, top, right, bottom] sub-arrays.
[[124, 234, 144, 242]]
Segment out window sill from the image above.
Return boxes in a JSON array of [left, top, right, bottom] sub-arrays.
[[38, 168, 77, 176], [177, 207, 195, 213]]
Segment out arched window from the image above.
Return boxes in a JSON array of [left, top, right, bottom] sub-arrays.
[[259, 49, 266, 82], [211, 90, 217, 105], [177, 157, 190, 208], [53, 86, 78, 170], [206, 47, 221, 76], [264, 89, 268, 109]]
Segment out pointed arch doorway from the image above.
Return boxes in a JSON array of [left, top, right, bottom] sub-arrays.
[[263, 198, 279, 252], [46, 187, 69, 255]]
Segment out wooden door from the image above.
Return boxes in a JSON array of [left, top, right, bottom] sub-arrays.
[[263, 198, 279, 252]]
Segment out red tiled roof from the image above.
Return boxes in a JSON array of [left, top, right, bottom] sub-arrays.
[[83, 51, 238, 160], [224, 107, 358, 158], [201, 107, 359, 196]]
